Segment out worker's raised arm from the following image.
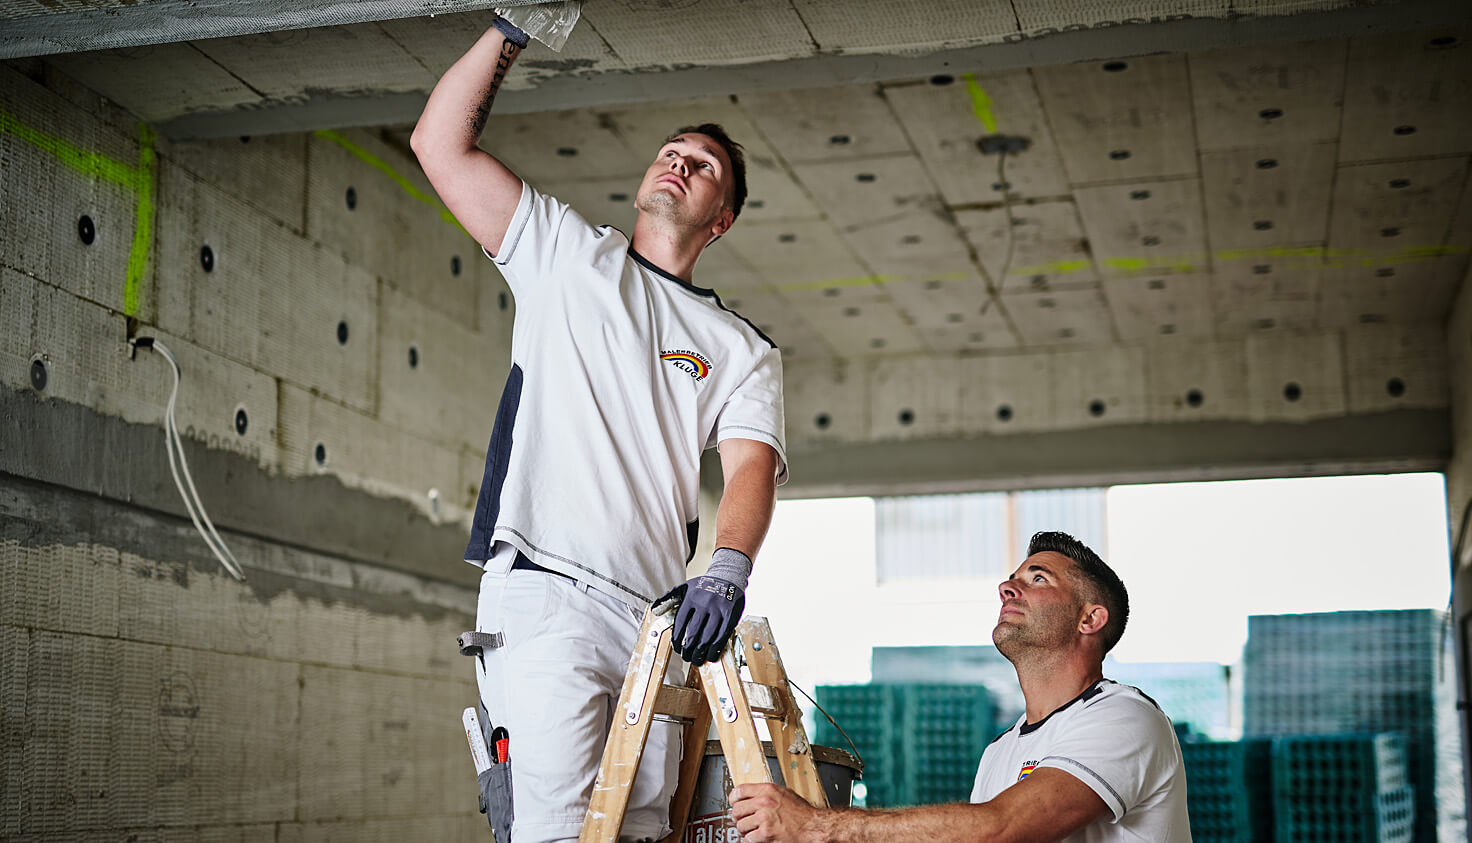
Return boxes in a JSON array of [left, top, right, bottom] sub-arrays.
[[410, 20, 526, 255]]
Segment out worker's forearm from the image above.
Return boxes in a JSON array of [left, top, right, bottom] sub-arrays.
[[412, 25, 521, 155], [712, 463, 777, 561], [820, 804, 998, 843]]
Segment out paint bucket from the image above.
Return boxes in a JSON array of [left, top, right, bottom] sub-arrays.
[[682, 740, 861, 842]]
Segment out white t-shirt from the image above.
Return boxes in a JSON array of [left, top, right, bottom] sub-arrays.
[[970, 679, 1192, 842], [464, 182, 787, 606]]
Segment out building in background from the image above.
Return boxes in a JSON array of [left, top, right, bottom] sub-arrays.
[[875, 487, 1109, 583], [871, 645, 1232, 739]]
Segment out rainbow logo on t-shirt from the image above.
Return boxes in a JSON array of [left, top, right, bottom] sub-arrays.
[[1017, 763, 1037, 781], [661, 350, 711, 381]]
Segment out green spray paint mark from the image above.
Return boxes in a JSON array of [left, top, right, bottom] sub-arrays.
[[1216, 246, 1325, 261], [878, 270, 973, 285], [124, 124, 157, 317], [0, 109, 156, 316], [1105, 256, 1200, 272], [962, 74, 998, 134], [0, 110, 137, 188], [1010, 259, 1094, 276], [313, 129, 468, 234]]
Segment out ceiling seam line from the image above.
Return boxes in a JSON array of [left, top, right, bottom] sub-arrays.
[[187, 42, 268, 100], [785, 1, 822, 55], [1433, 156, 1472, 249], [1315, 37, 1354, 331], [1339, 151, 1472, 166], [373, 21, 433, 76], [1005, 0, 1024, 35], [947, 193, 1078, 212], [581, 18, 624, 64], [1179, 50, 1208, 347]]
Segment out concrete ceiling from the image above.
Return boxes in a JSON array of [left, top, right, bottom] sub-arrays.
[[21, 0, 1472, 364]]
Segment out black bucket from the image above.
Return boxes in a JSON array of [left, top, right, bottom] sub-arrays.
[[682, 740, 861, 842]]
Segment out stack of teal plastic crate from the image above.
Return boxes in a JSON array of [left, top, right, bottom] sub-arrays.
[[1180, 733, 1418, 842], [903, 685, 996, 804], [1244, 610, 1442, 841], [814, 684, 906, 808], [815, 683, 996, 808], [1270, 733, 1415, 842], [1179, 739, 1272, 842]]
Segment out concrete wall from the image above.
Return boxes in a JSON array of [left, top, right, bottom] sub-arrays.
[[1, 478, 481, 840], [1449, 264, 1472, 570], [1, 61, 498, 837]]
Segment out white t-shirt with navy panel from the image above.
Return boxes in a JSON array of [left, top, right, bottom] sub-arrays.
[[970, 679, 1192, 842], [465, 181, 787, 606]]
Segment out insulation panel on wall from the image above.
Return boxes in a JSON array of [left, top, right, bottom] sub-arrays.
[[306, 128, 482, 330]]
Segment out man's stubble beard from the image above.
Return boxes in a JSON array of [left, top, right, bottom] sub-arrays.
[[993, 605, 1076, 666], [636, 188, 721, 231]]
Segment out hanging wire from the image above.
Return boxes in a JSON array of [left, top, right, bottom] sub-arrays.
[[979, 150, 1017, 316], [134, 338, 246, 581], [993, 150, 1017, 296], [786, 676, 864, 774]]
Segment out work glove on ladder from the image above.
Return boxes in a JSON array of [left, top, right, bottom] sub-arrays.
[[654, 547, 751, 666]]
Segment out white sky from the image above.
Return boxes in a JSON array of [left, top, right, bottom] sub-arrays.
[[1106, 472, 1451, 663], [747, 473, 1452, 693]]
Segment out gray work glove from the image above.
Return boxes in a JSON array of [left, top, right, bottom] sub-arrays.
[[653, 547, 752, 666], [490, 13, 530, 48]]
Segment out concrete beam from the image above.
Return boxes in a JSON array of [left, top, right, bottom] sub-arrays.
[[780, 409, 1451, 499], [0, 473, 476, 618], [1, 388, 476, 587], [155, 0, 1472, 139]]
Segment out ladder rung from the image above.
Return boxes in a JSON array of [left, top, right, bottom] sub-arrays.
[[653, 684, 705, 720], [654, 680, 786, 720]]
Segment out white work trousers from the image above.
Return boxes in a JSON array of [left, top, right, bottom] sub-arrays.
[[475, 553, 682, 843]]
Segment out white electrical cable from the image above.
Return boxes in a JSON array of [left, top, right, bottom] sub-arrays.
[[146, 340, 246, 581]]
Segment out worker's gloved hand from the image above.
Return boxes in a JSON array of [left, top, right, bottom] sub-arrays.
[[654, 548, 752, 666], [493, 2, 583, 52], [490, 13, 530, 49]]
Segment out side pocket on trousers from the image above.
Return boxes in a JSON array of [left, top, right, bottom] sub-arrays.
[[476, 699, 514, 842], [477, 760, 514, 842]]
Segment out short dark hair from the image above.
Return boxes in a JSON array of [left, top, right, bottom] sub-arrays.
[[1026, 531, 1129, 654], [665, 123, 747, 220]]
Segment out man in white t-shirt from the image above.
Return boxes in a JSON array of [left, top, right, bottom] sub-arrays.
[[412, 14, 786, 843], [731, 532, 1191, 842]]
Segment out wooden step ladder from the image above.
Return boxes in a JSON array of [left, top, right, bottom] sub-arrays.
[[579, 609, 828, 842]]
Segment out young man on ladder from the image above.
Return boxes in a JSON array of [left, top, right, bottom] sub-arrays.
[[411, 10, 788, 843]]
